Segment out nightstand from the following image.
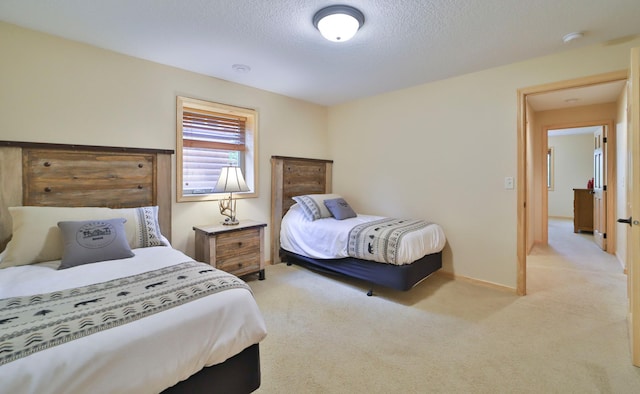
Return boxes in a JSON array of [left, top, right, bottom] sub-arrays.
[[193, 220, 267, 280]]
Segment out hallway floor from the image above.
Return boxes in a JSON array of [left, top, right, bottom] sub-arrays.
[[529, 217, 624, 292]]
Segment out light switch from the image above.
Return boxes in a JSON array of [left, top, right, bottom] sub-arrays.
[[504, 177, 514, 190]]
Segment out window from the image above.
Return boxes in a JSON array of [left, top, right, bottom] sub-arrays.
[[177, 96, 258, 202], [547, 147, 554, 191]]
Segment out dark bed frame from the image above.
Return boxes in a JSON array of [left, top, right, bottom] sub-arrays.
[[0, 141, 261, 393], [162, 343, 260, 393], [270, 156, 442, 295]]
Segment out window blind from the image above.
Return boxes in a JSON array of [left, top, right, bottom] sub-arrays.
[[182, 109, 246, 194]]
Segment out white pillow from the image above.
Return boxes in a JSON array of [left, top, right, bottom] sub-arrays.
[[292, 193, 342, 221], [0, 206, 167, 268]]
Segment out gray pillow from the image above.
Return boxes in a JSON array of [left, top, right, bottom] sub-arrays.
[[324, 198, 357, 220], [57, 218, 134, 269]]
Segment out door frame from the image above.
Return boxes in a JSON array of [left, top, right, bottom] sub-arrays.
[[628, 46, 640, 366], [541, 120, 615, 252], [516, 70, 627, 295]]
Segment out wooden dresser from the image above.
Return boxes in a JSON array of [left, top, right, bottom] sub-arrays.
[[573, 188, 593, 233]]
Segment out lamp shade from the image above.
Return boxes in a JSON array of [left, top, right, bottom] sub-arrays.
[[213, 166, 250, 193], [313, 5, 364, 42]]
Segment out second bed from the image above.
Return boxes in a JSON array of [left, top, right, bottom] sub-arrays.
[[271, 156, 446, 293]]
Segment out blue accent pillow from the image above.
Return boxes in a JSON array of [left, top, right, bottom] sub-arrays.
[[324, 198, 357, 220], [57, 218, 134, 269]]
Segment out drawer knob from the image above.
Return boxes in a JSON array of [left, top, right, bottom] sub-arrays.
[[44, 161, 51, 167], [237, 242, 243, 247], [44, 187, 52, 192]]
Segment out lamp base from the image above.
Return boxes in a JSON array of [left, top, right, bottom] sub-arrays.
[[222, 218, 240, 225]]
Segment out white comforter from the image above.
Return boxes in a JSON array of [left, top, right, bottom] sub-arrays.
[[281, 204, 446, 265], [0, 246, 267, 394]]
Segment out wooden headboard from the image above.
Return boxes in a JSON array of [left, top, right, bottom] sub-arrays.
[[270, 156, 333, 263], [0, 141, 174, 251]]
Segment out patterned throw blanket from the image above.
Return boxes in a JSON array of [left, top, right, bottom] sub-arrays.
[[347, 218, 431, 264], [0, 261, 250, 366]]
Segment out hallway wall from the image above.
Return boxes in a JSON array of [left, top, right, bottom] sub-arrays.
[[548, 133, 593, 218]]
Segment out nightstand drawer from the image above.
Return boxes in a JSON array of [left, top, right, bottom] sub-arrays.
[[216, 228, 261, 255], [216, 228, 261, 273], [217, 255, 260, 276]]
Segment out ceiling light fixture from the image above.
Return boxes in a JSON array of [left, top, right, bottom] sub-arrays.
[[313, 5, 365, 42], [562, 32, 583, 44]]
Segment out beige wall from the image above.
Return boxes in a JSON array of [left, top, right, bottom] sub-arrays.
[[528, 106, 545, 249], [525, 102, 537, 252], [328, 38, 640, 289], [535, 103, 618, 126], [547, 133, 593, 218], [0, 22, 329, 258]]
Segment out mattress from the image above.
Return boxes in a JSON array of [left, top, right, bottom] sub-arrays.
[[0, 246, 267, 394], [281, 203, 446, 265]]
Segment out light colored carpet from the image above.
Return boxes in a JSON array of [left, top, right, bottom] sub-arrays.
[[246, 219, 640, 393]]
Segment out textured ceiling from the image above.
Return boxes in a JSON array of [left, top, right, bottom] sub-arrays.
[[1, 0, 640, 106]]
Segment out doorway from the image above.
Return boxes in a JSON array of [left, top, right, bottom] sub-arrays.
[[545, 123, 613, 252], [516, 70, 627, 295]]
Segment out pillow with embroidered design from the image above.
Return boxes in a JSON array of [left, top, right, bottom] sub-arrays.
[[57, 218, 134, 269]]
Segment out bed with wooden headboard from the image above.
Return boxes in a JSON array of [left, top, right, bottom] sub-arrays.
[[271, 155, 444, 295], [0, 141, 265, 394], [0, 141, 173, 250]]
